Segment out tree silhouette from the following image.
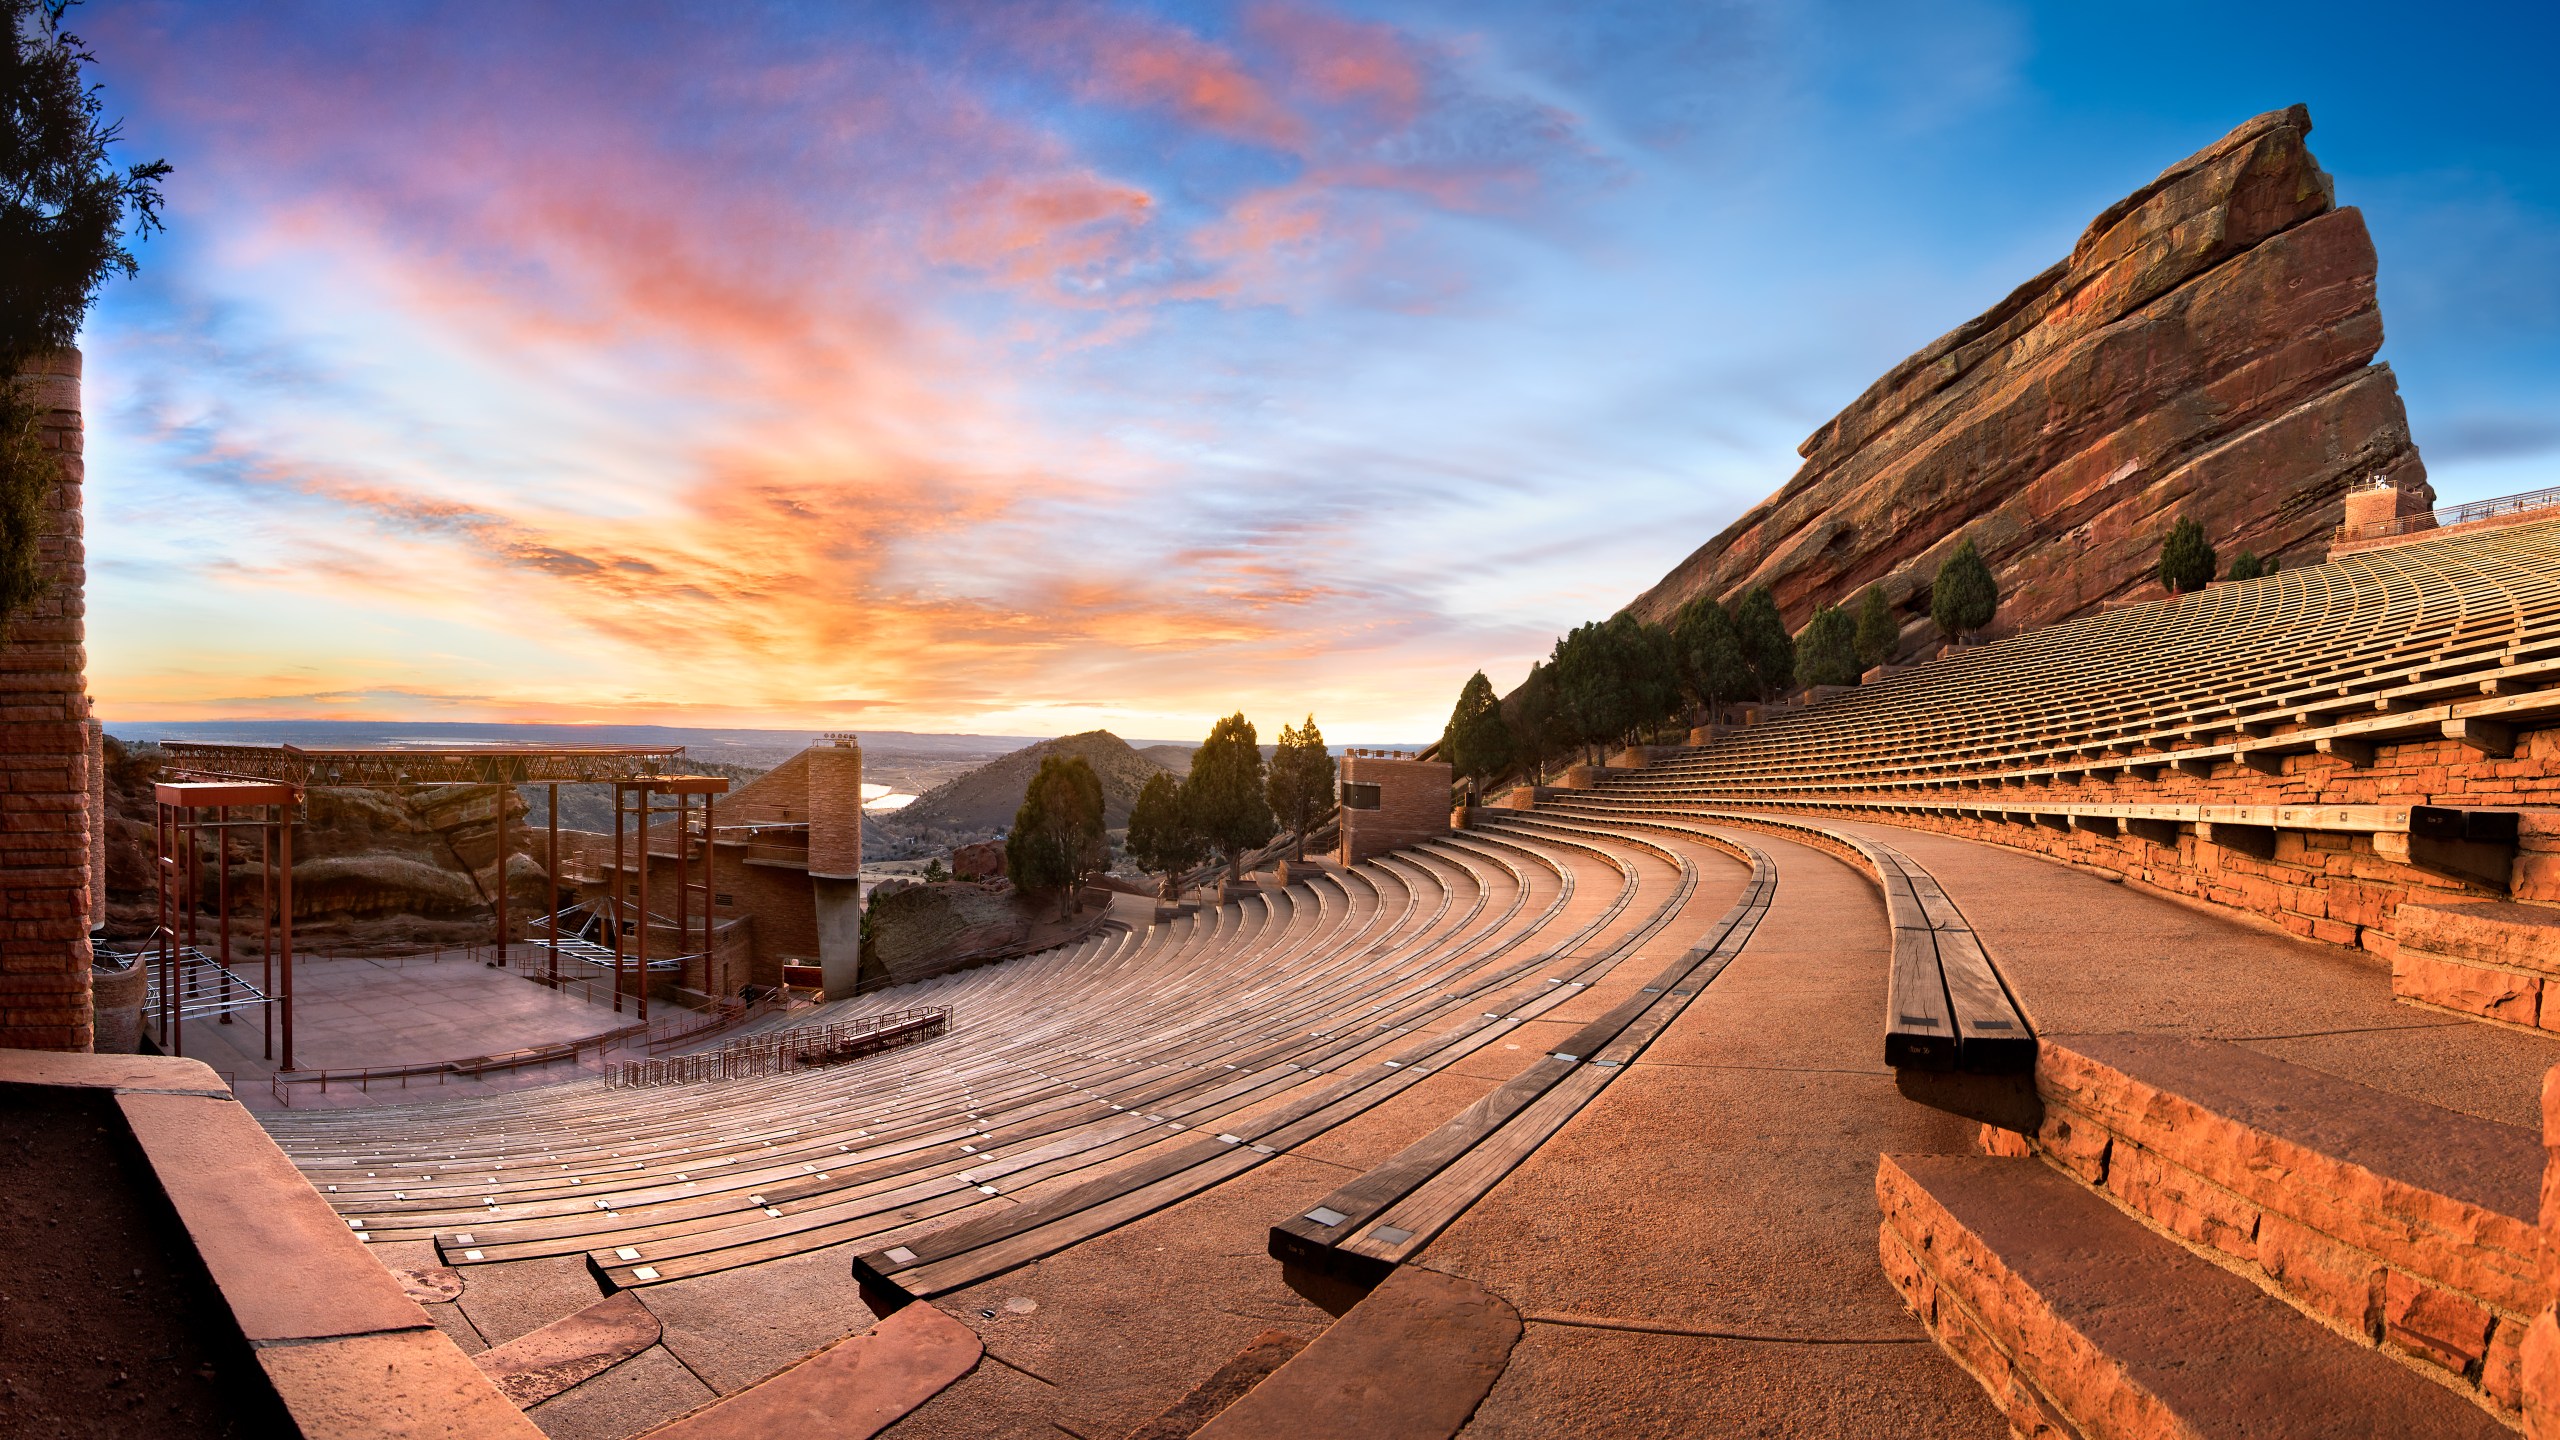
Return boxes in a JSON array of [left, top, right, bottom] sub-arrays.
[[1, 0, 170, 627], [1124, 770, 1201, 896], [1441, 672, 1513, 786], [1188, 713, 1275, 883], [1265, 715, 1336, 860], [1007, 754, 1107, 919]]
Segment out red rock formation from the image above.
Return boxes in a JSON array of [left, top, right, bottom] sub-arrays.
[[1627, 105, 2430, 647]]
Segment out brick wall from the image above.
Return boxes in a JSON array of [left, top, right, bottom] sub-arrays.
[[1702, 721, 2560, 960], [1, 352, 91, 1051], [805, 738, 863, 880], [1339, 756, 1453, 864]]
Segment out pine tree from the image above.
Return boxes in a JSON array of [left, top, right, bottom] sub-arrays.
[[1672, 594, 1752, 717], [1187, 713, 1275, 883], [1627, 617, 1683, 740], [1734, 586, 1794, 698], [1853, 584, 1898, 671], [1441, 672, 1514, 786], [1264, 715, 1336, 860], [1930, 536, 1999, 641], [1124, 770, 1201, 895], [2226, 548, 2263, 582], [2158, 517, 2216, 594], [0, 2, 168, 628], [1796, 603, 1860, 687], [1510, 662, 1562, 783], [1007, 754, 1107, 919]]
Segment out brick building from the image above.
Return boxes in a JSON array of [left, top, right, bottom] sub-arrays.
[[559, 735, 866, 1000], [1338, 752, 1452, 865]]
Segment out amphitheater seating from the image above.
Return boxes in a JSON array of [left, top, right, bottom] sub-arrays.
[[266, 825, 1711, 1311], [1620, 518, 2560, 804]]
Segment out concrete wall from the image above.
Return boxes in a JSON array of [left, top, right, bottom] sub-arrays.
[[1339, 755, 1454, 865], [1, 352, 92, 1051]]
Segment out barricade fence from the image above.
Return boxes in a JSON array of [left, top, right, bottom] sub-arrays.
[[603, 1006, 951, 1088]]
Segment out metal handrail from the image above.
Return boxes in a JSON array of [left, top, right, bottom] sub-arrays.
[[266, 990, 780, 1105], [2342, 484, 2560, 540], [604, 1005, 951, 1087]]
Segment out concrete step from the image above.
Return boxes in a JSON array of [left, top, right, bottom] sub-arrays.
[[1878, 1153, 2516, 1439], [1191, 1267, 1518, 1440], [2392, 900, 2560, 1030], [2013, 1033, 2539, 1422]]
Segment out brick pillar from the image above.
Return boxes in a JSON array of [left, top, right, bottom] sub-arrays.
[[0, 350, 93, 1051], [804, 736, 864, 999], [806, 737, 864, 880]]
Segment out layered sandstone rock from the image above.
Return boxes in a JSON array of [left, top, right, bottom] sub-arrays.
[[1628, 105, 2430, 647]]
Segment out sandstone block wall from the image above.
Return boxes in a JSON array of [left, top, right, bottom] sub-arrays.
[[1, 352, 92, 1051], [1340, 756, 1454, 865], [1743, 722, 2559, 962], [1626, 105, 2429, 648]]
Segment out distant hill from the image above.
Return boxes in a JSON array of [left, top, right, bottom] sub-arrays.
[[872, 730, 1177, 846], [1137, 744, 1195, 774]]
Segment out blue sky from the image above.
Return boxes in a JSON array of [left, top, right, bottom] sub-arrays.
[[74, 1, 2560, 738]]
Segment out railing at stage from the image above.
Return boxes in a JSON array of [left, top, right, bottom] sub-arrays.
[[603, 1006, 952, 1088], [266, 988, 784, 1106], [2341, 482, 2560, 541]]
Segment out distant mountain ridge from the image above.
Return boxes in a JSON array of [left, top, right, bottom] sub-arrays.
[[873, 730, 1177, 842]]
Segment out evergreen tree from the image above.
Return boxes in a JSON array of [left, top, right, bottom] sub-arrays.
[[2158, 516, 2216, 594], [1734, 586, 1794, 698], [1796, 603, 1860, 688], [1672, 594, 1752, 717], [2226, 548, 2264, 582], [1552, 621, 1625, 759], [0, 2, 168, 628], [1187, 712, 1275, 882], [1124, 770, 1202, 894], [1441, 671, 1514, 785], [1930, 536, 1999, 641], [1509, 662, 1563, 783], [1264, 715, 1336, 860], [1626, 616, 1684, 740], [1007, 754, 1107, 919], [1853, 584, 1898, 670]]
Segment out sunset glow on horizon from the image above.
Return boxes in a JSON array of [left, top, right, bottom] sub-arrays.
[[79, 2, 2560, 740]]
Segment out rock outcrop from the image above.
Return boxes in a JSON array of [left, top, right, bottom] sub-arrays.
[[1627, 105, 2430, 646]]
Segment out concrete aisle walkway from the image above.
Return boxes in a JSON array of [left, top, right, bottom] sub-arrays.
[[879, 836, 1746, 1440], [1821, 821, 2560, 1129], [1420, 829, 2006, 1439]]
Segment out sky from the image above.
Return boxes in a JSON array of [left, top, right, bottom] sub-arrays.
[[74, 1, 2560, 741]]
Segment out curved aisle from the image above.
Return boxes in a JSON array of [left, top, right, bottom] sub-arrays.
[[1410, 826, 2005, 1438], [875, 829, 1748, 1440], [1810, 816, 2560, 1126]]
